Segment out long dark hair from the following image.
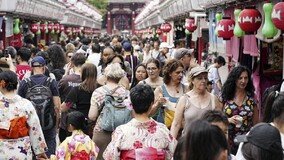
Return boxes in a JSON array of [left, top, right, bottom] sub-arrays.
[[130, 64, 147, 89], [46, 44, 66, 69], [222, 65, 254, 101], [263, 91, 284, 123], [185, 120, 229, 160], [80, 63, 97, 93]]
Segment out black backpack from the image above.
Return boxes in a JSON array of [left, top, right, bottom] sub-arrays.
[[25, 77, 55, 130]]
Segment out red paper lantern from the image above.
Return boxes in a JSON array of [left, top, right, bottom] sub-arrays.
[[185, 18, 197, 32], [47, 23, 54, 32], [238, 7, 262, 34], [160, 22, 172, 33], [65, 27, 72, 34], [60, 24, 65, 32], [156, 28, 162, 35], [217, 17, 235, 40], [53, 23, 60, 32], [272, 2, 284, 31], [30, 23, 39, 33], [40, 23, 46, 32]]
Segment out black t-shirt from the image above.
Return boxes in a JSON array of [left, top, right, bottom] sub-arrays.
[[58, 74, 81, 102], [65, 86, 93, 117]]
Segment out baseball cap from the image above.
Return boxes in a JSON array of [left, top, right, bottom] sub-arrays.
[[174, 48, 194, 60], [159, 42, 171, 49], [234, 123, 282, 153], [189, 66, 208, 78], [31, 56, 45, 67], [134, 45, 140, 51], [122, 42, 132, 52]]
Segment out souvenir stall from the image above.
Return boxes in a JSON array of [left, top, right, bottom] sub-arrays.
[[199, 0, 284, 112]]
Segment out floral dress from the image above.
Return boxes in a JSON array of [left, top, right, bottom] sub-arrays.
[[0, 95, 47, 160], [103, 118, 177, 160], [50, 130, 98, 160], [223, 95, 256, 152]]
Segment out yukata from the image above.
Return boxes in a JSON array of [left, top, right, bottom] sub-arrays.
[[50, 130, 98, 160], [0, 95, 47, 160], [103, 118, 177, 160]]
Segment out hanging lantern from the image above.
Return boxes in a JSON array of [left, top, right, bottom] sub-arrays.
[[262, 2, 278, 39], [48, 23, 54, 32], [233, 9, 245, 37], [65, 27, 72, 34], [185, 18, 197, 32], [217, 17, 235, 40], [30, 23, 39, 33], [215, 13, 223, 36], [53, 23, 60, 32], [238, 7, 262, 34], [156, 28, 162, 35], [13, 18, 20, 34], [40, 23, 46, 33], [60, 24, 65, 32], [160, 22, 172, 33], [272, 1, 284, 31], [36, 22, 41, 35]]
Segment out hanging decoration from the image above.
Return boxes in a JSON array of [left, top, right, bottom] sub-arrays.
[[185, 18, 197, 32], [214, 13, 222, 36], [45, 22, 48, 33], [160, 22, 172, 33], [13, 18, 20, 35], [48, 23, 54, 33], [233, 9, 245, 37], [53, 23, 60, 33], [156, 28, 162, 35], [30, 23, 39, 33], [65, 27, 72, 34], [40, 22, 47, 33], [238, 7, 262, 34], [185, 29, 191, 35], [262, 2, 278, 39], [60, 24, 65, 32], [272, 1, 284, 31], [36, 22, 41, 35], [217, 17, 235, 40]]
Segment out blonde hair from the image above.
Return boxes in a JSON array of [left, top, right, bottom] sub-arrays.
[[104, 63, 125, 82]]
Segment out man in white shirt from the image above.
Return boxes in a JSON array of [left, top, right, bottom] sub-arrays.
[[87, 43, 101, 67], [208, 56, 226, 96]]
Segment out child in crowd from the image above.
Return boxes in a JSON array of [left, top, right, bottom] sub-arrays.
[[50, 111, 98, 160]]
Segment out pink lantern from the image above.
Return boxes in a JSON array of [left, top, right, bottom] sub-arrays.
[[272, 1, 284, 31], [40, 23, 46, 33], [160, 22, 172, 33], [53, 23, 60, 32], [238, 7, 262, 34], [30, 23, 39, 33], [156, 28, 162, 35], [60, 24, 65, 32], [65, 27, 72, 34], [47, 23, 54, 32], [217, 17, 235, 40], [185, 18, 197, 32]]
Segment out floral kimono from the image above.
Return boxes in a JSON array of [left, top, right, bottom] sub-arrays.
[[0, 95, 47, 160], [103, 118, 177, 160], [51, 130, 98, 160]]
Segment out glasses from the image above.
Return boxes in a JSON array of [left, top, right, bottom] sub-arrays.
[[146, 67, 158, 71]]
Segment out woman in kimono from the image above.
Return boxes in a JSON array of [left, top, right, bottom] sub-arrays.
[[0, 71, 47, 159]]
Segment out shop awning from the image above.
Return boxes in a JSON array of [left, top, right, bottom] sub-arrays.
[[0, 0, 66, 21], [198, 0, 236, 8]]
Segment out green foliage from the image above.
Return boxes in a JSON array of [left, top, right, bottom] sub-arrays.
[[87, 0, 108, 15]]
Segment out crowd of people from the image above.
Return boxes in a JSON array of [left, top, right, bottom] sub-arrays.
[[0, 35, 283, 160]]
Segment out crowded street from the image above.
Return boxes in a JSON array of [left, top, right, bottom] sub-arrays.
[[0, 0, 284, 160]]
